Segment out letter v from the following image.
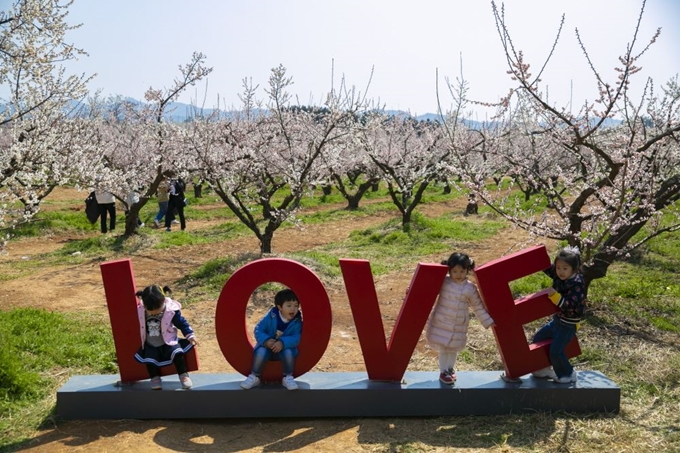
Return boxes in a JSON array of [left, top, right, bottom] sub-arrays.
[[340, 259, 448, 381]]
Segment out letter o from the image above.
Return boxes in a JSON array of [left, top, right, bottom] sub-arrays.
[[215, 258, 332, 382]]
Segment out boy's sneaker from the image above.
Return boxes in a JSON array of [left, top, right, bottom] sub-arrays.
[[554, 370, 577, 384], [165, 227, 172, 232], [439, 369, 456, 384], [179, 373, 193, 389], [532, 367, 558, 380], [172, 219, 180, 224], [240, 374, 260, 390], [153, 219, 160, 228], [150, 376, 162, 390], [282, 375, 298, 390]]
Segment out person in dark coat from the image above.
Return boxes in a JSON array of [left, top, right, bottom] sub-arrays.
[[164, 178, 186, 232]]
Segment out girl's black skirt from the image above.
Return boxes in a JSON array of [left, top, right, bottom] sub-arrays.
[[134, 339, 193, 367]]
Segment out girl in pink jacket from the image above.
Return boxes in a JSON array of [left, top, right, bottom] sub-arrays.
[[134, 284, 198, 390], [426, 252, 494, 384]]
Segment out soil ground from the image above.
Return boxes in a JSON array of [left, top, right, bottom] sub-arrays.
[[1, 187, 535, 453]]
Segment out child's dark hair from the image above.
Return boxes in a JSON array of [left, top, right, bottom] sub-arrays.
[[274, 288, 298, 307], [441, 252, 475, 270], [136, 284, 171, 311], [555, 246, 581, 270]]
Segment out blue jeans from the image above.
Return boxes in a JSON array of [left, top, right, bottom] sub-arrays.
[[155, 201, 168, 222], [250, 346, 295, 376], [532, 317, 576, 378]]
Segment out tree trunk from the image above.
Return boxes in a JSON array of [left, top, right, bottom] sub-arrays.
[[124, 208, 140, 236], [123, 198, 150, 236], [260, 232, 273, 254], [343, 180, 376, 211], [346, 194, 361, 210], [194, 183, 202, 198], [402, 210, 412, 233]]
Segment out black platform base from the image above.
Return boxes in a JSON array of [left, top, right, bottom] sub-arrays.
[[56, 370, 620, 419]]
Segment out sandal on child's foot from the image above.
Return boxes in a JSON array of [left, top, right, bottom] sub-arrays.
[[150, 376, 162, 390], [439, 369, 456, 384], [531, 366, 557, 380], [179, 373, 193, 389]]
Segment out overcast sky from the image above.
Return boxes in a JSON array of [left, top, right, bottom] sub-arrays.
[[60, 0, 680, 117]]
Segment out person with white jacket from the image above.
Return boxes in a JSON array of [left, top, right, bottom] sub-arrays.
[[426, 252, 495, 384], [94, 187, 116, 233]]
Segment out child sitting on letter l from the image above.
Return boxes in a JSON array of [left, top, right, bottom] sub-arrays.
[[133, 284, 198, 390]]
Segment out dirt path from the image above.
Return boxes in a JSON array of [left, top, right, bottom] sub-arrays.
[[3, 188, 536, 453]]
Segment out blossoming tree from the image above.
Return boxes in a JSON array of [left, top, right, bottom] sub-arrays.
[[360, 113, 448, 232], [80, 52, 212, 236], [185, 66, 368, 254], [0, 0, 92, 247], [449, 1, 680, 289]]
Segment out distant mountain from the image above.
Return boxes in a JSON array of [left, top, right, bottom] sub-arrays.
[[60, 99, 621, 129], [414, 113, 442, 122]]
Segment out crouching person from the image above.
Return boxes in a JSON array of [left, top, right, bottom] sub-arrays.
[[241, 289, 302, 390]]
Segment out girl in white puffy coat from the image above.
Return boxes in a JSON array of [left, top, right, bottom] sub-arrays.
[[426, 252, 494, 384]]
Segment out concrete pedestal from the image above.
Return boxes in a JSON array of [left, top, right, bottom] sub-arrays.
[[56, 370, 620, 419]]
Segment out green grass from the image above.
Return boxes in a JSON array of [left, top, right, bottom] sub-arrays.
[[175, 208, 505, 297], [177, 201, 233, 222], [509, 272, 550, 299], [288, 250, 346, 278], [296, 198, 407, 226], [9, 210, 95, 238], [287, 212, 505, 278], [588, 262, 680, 333], [0, 308, 116, 447], [178, 252, 261, 302]]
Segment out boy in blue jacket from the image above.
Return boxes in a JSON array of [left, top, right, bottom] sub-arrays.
[[240, 289, 302, 390]]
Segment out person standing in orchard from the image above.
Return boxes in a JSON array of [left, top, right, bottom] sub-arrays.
[[154, 179, 170, 228], [164, 177, 187, 232], [94, 181, 116, 234]]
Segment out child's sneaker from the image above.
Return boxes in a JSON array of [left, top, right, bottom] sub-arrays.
[[282, 375, 298, 390], [179, 373, 193, 389], [153, 219, 160, 228], [439, 369, 456, 384], [554, 370, 577, 384], [150, 376, 162, 390], [532, 366, 557, 380], [240, 374, 260, 390]]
